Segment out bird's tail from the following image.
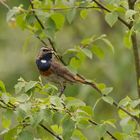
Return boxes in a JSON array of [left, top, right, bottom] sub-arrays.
[[74, 74, 101, 93]]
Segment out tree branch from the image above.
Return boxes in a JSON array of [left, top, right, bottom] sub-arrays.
[[92, 0, 131, 28], [89, 120, 118, 140], [128, 0, 140, 102], [93, 88, 140, 123], [40, 124, 62, 140]]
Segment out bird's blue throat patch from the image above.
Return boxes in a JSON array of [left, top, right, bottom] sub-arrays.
[[36, 53, 52, 71]]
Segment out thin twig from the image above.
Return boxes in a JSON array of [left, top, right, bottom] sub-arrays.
[[89, 120, 118, 140], [36, 35, 48, 46], [0, 99, 15, 110], [31, 6, 100, 11], [113, 101, 139, 122], [28, 0, 55, 49], [92, 0, 131, 28], [40, 124, 62, 140], [0, 0, 10, 10]]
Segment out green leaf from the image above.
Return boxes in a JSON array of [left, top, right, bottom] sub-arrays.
[[16, 94, 29, 102], [42, 109, 53, 124], [105, 12, 118, 27], [51, 13, 65, 30], [80, 48, 92, 59], [66, 8, 76, 24], [7, 7, 20, 22], [2, 110, 13, 128], [92, 45, 104, 59], [102, 87, 113, 95], [16, 14, 27, 30], [15, 107, 26, 121], [79, 106, 93, 117], [17, 131, 34, 140], [18, 102, 31, 113], [4, 127, 18, 140], [134, 19, 140, 32], [72, 129, 87, 140], [53, 112, 64, 125], [62, 49, 77, 65], [51, 125, 62, 135], [97, 83, 106, 90], [25, 81, 38, 92], [0, 80, 6, 92], [14, 78, 25, 94], [66, 97, 86, 108], [62, 115, 75, 140], [37, 125, 54, 140], [30, 111, 44, 127], [102, 38, 114, 53], [125, 9, 137, 22], [118, 96, 131, 107], [123, 30, 132, 49], [94, 124, 106, 138], [130, 99, 140, 108], [1, 94, 10, 104], [102, 96, 114, 105], [45, 18, 56, 40], [80, 9, 88, 19], [70, 57, 81, 69], [50, 96, 63, 109], [81, 36, 94, 46], [76, 119, 90, 129], [114, 132, 123, 140], [120, 119, 136, 134], [103, 119, 116, 128]]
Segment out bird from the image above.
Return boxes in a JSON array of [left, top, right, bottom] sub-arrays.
[[36, 47, 100, 96]]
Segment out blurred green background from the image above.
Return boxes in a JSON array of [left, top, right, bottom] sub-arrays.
[[0, 0, 138, 139]]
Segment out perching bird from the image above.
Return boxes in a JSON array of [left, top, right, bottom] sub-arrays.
[[36, 47, 100, 96]]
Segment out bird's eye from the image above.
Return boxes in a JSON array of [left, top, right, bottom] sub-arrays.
[[43, 49, 46, 52]]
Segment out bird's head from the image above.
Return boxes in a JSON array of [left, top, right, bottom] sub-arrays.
[[37, 47, 54, 60]]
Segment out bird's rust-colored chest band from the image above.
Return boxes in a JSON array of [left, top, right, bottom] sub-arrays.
[[39, 68, 52, 76]]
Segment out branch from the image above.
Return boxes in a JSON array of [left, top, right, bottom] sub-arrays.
[[31, 6, 100, 11], [92, 0, 131, 28], [93, 88, 140, 123], [29, 0, 66, 65], [28, 0, 55, 50], [128, 0, 140, 102], [89, 120, 118, 140], [40, 124, 62, 140]]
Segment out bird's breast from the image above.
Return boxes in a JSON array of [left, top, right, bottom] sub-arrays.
[[39, 68, 52, 76], [36, 59, 51, 71]]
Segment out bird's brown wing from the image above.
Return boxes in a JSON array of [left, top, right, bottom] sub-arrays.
[[50, 61, 86, 83], [50, 60, 100, 92]]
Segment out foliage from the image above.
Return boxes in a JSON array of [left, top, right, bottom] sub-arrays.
[[0, 0, 140, 139]]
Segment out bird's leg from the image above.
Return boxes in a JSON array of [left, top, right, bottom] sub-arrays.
[[59, 84, 66, 97]]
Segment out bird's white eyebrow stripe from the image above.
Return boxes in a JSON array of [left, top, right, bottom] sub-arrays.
[[41, 59, 47, 63]]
